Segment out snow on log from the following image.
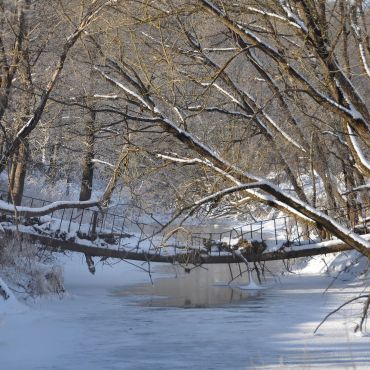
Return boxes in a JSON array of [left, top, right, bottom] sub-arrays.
[[0, 199, 99, 217], [1, 227, 360, 265]]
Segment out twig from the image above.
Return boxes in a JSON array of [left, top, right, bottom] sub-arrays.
[[314, 294, 369, 333], [356, 294, 370, 333]]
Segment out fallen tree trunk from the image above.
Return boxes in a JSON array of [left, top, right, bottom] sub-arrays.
[[1, 228, 359, 264]]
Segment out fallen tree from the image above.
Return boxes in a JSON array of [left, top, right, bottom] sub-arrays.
[[1, 226, 358, 265]]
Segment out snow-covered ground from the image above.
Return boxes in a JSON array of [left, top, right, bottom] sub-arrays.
[[1, 255, 370, 369]]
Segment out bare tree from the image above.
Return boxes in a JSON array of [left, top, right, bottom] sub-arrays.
[[1, 0, 370, 261], [0, 0, 113, 196], [85, 0, 370, 258]]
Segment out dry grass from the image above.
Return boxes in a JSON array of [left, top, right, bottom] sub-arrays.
[[0, 234, 64, 299]]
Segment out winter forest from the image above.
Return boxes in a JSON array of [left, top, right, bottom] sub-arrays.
[[1, 0, 370, 368]]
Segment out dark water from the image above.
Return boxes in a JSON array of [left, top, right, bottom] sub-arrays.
[[116, 263, 277, 308]]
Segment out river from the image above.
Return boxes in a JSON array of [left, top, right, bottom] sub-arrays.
[[1, 257, 370, 369]]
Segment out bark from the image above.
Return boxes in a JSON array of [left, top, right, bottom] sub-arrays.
[[9, 15, 33, 207], [79, 108, 95, 201], [311, 133, 342, 210], [337, 136, 365, 225], [7, 154, 17, 202], [101, 147, 128, 208], [11, 140, 28, 205], [47, 142, 60, 183], [0, 0, 28, 124], [340, 0, 352, 77]]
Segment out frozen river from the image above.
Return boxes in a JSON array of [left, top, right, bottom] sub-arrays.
[[1, 256, 370, 369]]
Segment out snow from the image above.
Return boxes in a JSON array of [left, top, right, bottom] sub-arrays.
[[203, 47, 238, 52], [0, 187, 363, 264], [239, 270, 266, 290], [14, 116, 34, 138], [91, 158, 115, 168], [359, 43, 370, 78], [277, 0, 308, 33], [0, 198, 99, 217], [350, 183, 370, 192], [247, 6, 304, 30], [93, 94, 119, 99], [94, 67, 153, 110], [1, 255, 370, 369], [204, 81, 241, 105], [347, 124, 370, 172], [264, 113, 306, 152], [0, 278, 26, 315]]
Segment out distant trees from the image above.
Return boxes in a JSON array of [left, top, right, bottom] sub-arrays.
[[0, 0, 111, 203]]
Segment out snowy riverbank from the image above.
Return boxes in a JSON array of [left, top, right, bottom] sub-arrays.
[[1, 255, 370, 369]]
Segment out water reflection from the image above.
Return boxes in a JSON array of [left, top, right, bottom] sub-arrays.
[[116, 264, 271, 308]]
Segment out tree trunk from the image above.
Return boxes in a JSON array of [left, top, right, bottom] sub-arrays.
[[79, 109, 95, 201], [7, 153, 17, 202], [312, 133, 343, 210], [0, 5, 106, 175], [3, 227, 359, 265], [11, 139, 28, 205], [47, 142, 60, 183]]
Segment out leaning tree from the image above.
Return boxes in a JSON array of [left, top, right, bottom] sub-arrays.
[[2, 0, 370, 261], [81, 0, 370, 258]]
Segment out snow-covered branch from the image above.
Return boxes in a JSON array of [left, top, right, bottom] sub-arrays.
[[4, 226, 361, 264], [93, 94, 119, 100], [187, 105, 253, 119], [276, 0, 308, 33], [91, 159, 115, 168], [342, 184, 370, 195], [359, 43, 370, 78], [97, 54, 370, 258], [350, 5, 370, 79], [0, 199, 99, 218], [247, 6, 305, 31], [94, 67, 153, 111], [199, 0, 370, 145], [192, 183, 266, 207], [156, 124, 370, 257], [201, 82, 306, 152], [347, 124, 370, 176]]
